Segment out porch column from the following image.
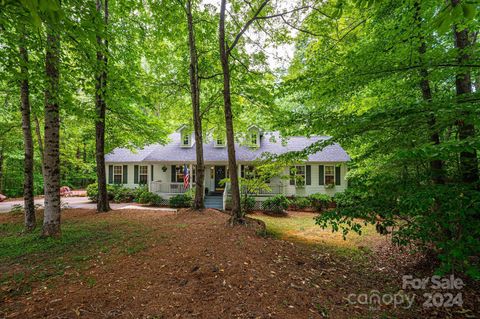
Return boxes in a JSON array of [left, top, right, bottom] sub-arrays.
[[189, 163, 193, 189]]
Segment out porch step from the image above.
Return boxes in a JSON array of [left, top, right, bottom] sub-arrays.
[[204, 195, 223, 210]]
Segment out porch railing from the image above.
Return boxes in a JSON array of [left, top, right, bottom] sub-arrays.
[[235, 184, 284, 195], [150, 181, 187, 194]]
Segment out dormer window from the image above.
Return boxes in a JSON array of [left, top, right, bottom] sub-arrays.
[[246, 125, 261, 148], [215, 136, 225, 147], [182, 133, 190, 147], [249, 131, 259, 147]]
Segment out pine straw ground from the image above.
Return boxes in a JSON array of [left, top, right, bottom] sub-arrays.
[[0, 208, 478, 319]]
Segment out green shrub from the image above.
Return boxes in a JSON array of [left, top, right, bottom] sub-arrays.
[[308, 193, 332, 212], [138, 191, 163, 206], [132, 186, 149, 201], [290, 197, 310, 211], [169, 194, 192, 208], [86, 183, 115, 202], [241, 195, 256, 213], [262, 195, 290, 214], [112, 185, 135, 203]]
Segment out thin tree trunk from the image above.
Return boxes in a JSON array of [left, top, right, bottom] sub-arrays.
[[0, 148, 3, 194], [19, 36, 36, 232], [219, 0, 242, 223], [95, 0, 111, 212], [414, 0, 445, 185], [186, 0, 205, 210], [34, 115, 45, 171], [451, 0, 478, 185], [42, 24, 61, 237]]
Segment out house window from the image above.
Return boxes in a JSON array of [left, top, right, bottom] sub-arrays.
[[175, 165, 185, 183], [216, 137, 225, 146], [289, 165, 305, 186], [182, 133, 190, 146], [139, 165, 148, 185], [250, 132, 258, 146], [113, 165, 123, 184], [325, 165, 335, 185]]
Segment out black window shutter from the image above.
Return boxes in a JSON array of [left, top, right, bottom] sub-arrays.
[[306, 165, 311, 185], [319, 165, 325, 185], [108, 165, 113, 184], [171, 165, 176, 182], [134, 165, 139, 184], [123, 165, 128, 184], [240, 165, 244, 178], [151, 165, 154, 181], [335, 166, 341, 185]]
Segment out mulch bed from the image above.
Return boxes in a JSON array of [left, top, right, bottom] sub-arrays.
[[0, 209, 478, 318]]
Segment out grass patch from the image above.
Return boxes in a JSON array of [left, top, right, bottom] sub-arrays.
[[252, 212, 380, 256], [0, 216, 154, 299]]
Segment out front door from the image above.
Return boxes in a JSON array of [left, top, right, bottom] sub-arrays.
[[214, 166, 226, 192]]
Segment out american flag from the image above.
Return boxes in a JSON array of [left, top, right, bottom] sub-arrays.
[[183, 165, 190, 189]]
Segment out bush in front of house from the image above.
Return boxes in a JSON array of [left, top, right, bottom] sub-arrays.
[[289, 196, 310, 211], [241, 195, 256, 213], [262, 194, 290, 214], [111, 185, 136, 203], [169, 194, 192, 208], [137, 191, 163, 206], [86, 183, 116, 202], [87, 183, 154, 203], [308, 193, 332, 212]]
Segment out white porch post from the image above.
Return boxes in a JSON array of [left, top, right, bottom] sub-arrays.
[[189, 163, 193, 189]]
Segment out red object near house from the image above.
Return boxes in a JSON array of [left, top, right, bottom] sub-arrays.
[[60, 186, 72, 197], [0, 194, 6, 202]]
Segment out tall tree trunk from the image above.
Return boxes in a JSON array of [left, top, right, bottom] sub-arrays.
[[34, 115, 45, 172], [0, 148, 3, 194], [42, 24, 61, 237], [19, 36, 36, 232], [451, 0, 479, 184], [219, 0, 242, 223], [414, 0, 445, 185], [186, 0, 205, 210], [95, 0, 111, 212]]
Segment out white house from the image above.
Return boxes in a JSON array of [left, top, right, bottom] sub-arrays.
[[105, 125, 350, 209]]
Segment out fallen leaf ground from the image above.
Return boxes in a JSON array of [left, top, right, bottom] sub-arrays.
[[0, 209, 478, 318]]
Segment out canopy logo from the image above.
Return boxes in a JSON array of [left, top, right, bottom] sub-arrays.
[[346, 275, 465, 310]]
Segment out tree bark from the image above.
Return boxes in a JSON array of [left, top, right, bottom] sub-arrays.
[[219, 0, 242, 223], [19, 36, 36, 232], [95, 0, 111, 212], [451, 0, 479, 184], [0, 148, 3, 194], [186, 0, 205, 210], [414, 0, 445, 185], [34, 115, 45, 172], [42, 24, 61, 237]]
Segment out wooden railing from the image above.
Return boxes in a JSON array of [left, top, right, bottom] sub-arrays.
[[150, 181, 187, 194]]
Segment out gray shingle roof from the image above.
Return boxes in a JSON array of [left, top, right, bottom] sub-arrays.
[[105, 132, 350, 163]]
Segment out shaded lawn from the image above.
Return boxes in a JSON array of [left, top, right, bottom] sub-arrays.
[[0, 210, 154, 299], [251, 211, 385, 255]]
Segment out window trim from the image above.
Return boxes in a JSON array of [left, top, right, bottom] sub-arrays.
[[249, 131, 259, 147], [113, 165, 123, 184], [290, 165, 306, 187], [139, 165, 148, 185], [214, 136, 225, 147], [181, 133, 190, 147], [324, 165, 335, 186]]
